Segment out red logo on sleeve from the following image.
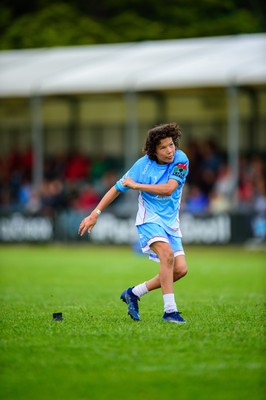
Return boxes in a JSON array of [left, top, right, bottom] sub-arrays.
[[172, 163, 188, 179]]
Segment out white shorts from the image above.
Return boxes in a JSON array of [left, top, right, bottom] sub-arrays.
[[137, 223, 184, 262]]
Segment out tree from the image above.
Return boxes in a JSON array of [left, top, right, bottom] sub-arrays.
[[0, 0, 265, 50]]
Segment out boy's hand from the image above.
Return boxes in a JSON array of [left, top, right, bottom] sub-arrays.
[[78, 213, 98, 236], [122, 177, 137, 190]]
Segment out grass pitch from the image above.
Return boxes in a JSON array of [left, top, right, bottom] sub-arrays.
[[0, 244, 265, 400]]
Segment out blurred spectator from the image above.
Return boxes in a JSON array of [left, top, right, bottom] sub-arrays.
[[0, 144, 265, 218], [209, 190, 231, 214], [7, 147, 22, 172], [18, 174, 32, 206], [253, 177, 266, 214], [183, 184, 209, 215], [25, 188, 42, 215], [99, 170, 119, 195], [73, 184, 100, 212], [237, 155, 252, 208], [20, 147, 33, 176], [251, 174, 266, 241], [213, 162, 235, 200], [185, 140, 202, 186], [90, 153, 109, 183], [65, 152, 90, 182], [40, 179, 66, 217], [250, 155, 265, 180], [199, 139, 222, 195]]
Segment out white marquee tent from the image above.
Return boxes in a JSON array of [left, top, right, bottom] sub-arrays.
[[0, 34, 265, 95]]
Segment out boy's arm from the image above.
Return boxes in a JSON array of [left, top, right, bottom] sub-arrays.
[[122, 177, 179, 196], [78, 186, 120, 236]]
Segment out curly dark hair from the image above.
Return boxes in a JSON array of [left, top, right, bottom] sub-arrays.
[[144, 123, 182, 161]]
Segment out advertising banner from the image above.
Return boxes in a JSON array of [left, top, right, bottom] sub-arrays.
[[0, 211, 265, 245]]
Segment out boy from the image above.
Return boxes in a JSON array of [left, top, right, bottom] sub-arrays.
[[78, 123, 189, 323]]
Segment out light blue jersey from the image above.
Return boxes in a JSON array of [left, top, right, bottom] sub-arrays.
[[115, 150, 189, 237]]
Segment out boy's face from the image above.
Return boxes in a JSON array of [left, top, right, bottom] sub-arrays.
[[154, 137, 175, 164]]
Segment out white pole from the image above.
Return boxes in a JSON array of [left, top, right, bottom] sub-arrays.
[[31, 95, 43, 188], [124, 90, 139, 215], [125, 91, 139, 172], [227, 85, 239, 208]]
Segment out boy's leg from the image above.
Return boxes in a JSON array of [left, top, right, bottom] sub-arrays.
[[121, 241, 174, 320], [149, 241, 175, 294], [145, 254, 188, 291], [149, 241, 187, 323], [149, 241, 178, 315], [121, 224, 187, 322]]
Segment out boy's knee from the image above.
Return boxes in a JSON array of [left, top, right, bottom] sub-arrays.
[[160, 249, 175, 267], [167, 249, 175, 265]]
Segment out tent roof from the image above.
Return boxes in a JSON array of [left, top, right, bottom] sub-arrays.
[[0, 34, 265, 97]]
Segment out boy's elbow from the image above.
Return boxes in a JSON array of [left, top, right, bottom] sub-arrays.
[[162, 187, 174, 196], [164, 181, 178, 196]]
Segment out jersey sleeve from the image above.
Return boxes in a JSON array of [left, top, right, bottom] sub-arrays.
[[169, 152, 189, 185], [115, 158, 143, 193]]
